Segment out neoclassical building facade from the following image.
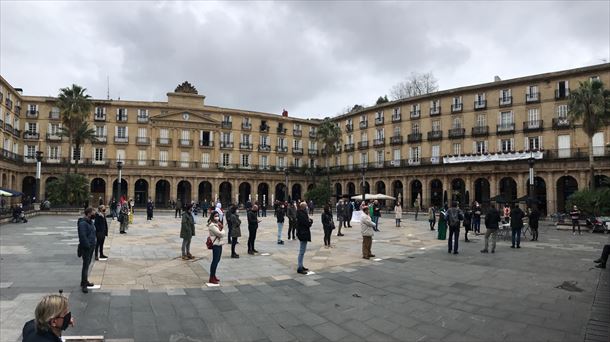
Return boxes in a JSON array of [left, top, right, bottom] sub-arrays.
[[1, 63, 609, 214]]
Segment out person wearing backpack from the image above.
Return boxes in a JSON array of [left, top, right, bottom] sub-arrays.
[[446, 202, 464, 254]]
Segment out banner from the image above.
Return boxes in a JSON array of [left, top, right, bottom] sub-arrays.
[[351, 210, 363, 223], [443, 151, 543, 164]]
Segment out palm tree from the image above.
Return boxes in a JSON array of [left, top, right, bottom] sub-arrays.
[[71, 122, 98, 174], [568, 79, 610, 189], [57, 84, 92, 174], [316, 118, 342, 185]]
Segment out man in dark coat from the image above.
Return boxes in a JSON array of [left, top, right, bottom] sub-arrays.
[[296, 202, 313, 274], [146, 198, 154, 220], [510, 204, 526, 248], [528, 207, 540, 241], [247, 205, 261, 254], [78, 208, 97, 293], [94, 205, 109, 260], [481, 204, 502, 254]]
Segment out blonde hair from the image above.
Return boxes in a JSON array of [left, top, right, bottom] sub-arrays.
[[34, 294, 68, 332]]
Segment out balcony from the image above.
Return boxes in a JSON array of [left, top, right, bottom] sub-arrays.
[[49, 111, 60, 120], [13, 129, 21, 137], [308, 148, 319, 156], [293, 129, 302, 137], [178, 139, 193, 147], [114, 136, 129, 144], [555, 89, 570, 100], [93, 135, 106, 143], [345, 124, 354, 132], [496, 123, 515, 134], [430, 106, 441, 116], [137, 115, 149, 123], [309, 130, 317, 138], [390, 135, 403, 145], [407, 133, 422, 143], [5, 98, 12, 110], [156, 138, 172, 146], [448, 128, 465, 139], [427, 130, 443, 141], [373, 138, 385, 147], [94, 114, 106, 121], [523, 120, 544, 132], [26, 110, 39, 118], [552, 118, 571, 129], [135, 137, 150, 145], [46, 133, 62, 141], [474, 100, 487, 110], [526, 92, 540, 103], [410, 110, 421, 119], [260, 124, 270, 133], [23, 132, 39, 140], [451, 103, 463, 113], [471, 126, 489, 137], [4, 124, 13, 134], [276, 146, 288, 153], [374, 117, 384, 126], [241, 122, 252, 130], [357, 141, 369, 150], [220, 141, 234, 149], [344, 143, 355, 152], [199, 140, 214, 148], [258, 144, 271, 152], [14, 106, 21, 115], [359, 121, 368, 129], [292, 147, 304, 155], [391, 114, 401, 123], [221, 121, 233, 129], [499, 97, 513, 107], [277, 127, 287, 135], [239, 143, 253, 150], [116, 115, 128, 122]]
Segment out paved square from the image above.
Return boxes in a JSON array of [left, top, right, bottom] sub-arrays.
[[1, 211, 608, 341]]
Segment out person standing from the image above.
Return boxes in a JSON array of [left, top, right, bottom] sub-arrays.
[[463, 208, 472, 242], [428, 206, 437, 230], [128, 198, 134, 224], [529, 207, 540, 241], [202, 200, 209, 217], [593, 244, 610, 269], [336, 200, 345, 235], [227, 205, 241, 258], [437, 205, 448, 240], [22, 294, 75, 341], [347, 200, 354, 228], [308, 200, 314, 215], [360, 205, 376, 259], [98, 196, 104, 206], [394, 202, 402, 227], [94, 205, 108, 260], [261, 202, 267, 217], [118, 203, 129, 234], [296, 202, 312, 274], [287, 201, 297, 240], [446, 202, 464, 254], [247, 205, 261, 254], [414, 196, 420, 221], [510, 204, 525, 248], [276, 202, 286, 245], [570, 205, 581, 235], [180, 204, 196, 260], [481, 204, 501, 253], [207, 211, 225, 284], [372, 200, 381, 232], [215, 202, 224, 225], [146, 198, 154, 220], [109, 198, 118, 220], [78, 208, 96, 293], [472, 202, 482, 235], [175, 199, 183, 218], [321, 204, 335, 248]]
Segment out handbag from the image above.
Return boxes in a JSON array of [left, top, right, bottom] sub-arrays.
[[206, 236, 215, 249]]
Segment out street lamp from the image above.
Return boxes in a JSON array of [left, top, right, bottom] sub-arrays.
[[35, 151, 43, 203], [361, 165, 367, 203], [528, 152, 536, 210], [116, 159, 123, 204]]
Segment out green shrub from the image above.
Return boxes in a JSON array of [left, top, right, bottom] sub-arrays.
[[46, 173, 90, 206], [567, 188, 610, 216], [304, 180, 332, 206]]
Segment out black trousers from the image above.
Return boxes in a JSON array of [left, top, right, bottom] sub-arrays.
[[448, 227, 459, 253], [81, 247, 93, 286], [288, 221, 296, 239], [231, 238, 238, 255], [95, 233, 106, 258], [323, 227, 332, 246], [600, 244, 610, 264], [248, 226, 258, 252], [147, 210, 153, 220]]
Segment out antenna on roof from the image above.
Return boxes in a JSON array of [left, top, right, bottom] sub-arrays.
[[107, 75, 110, 100]]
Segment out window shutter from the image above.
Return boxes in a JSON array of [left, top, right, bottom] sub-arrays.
[[484, 141, 488, 153], [230, 133, 234, 142], [539, 136, 543, 150], [524, 137, 529, 151], [125, 127, 129, 137], [115, 126, 118, 136], [497, 139, 501, 152], [472, 141, 476, 153], [510, 138, 514, 151]]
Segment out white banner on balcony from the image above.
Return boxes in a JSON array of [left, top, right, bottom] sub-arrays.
[[443, 151, 543, 164]]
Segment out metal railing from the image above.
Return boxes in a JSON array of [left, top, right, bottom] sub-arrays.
[[499, 96, 513, 107], [523, 120, 543, 132], [448, 128, 465, 139], [474, 100, 487, 110], [407, 133, 422, 143], [221, 121, 233, 129], [390, 135, 403, 145], [471, 126, 489, 136], [430, 106, 441, 116], [373, 138, 385, 147], [526, 92, 540, 103], [157, 138, 172, 146], [427, 130, 442, 141], [136, 137, 151, 145], [496, 123, 515, 134], [199, 140, 214, 148]]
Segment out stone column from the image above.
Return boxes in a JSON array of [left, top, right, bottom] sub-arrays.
[[547, 173, 557, 214], [517, 173, 525, 200], [150, 176, 156, 203], [489, 173, 498, 199]]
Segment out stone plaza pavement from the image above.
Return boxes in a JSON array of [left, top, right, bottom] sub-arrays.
[[1, 211, 609, 342]]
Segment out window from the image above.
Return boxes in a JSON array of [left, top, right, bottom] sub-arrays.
[[221, 153, 231, 167], [475, 93, 486, 108], [294, 123, 301, 131], [411, 104, 420, 117], [347, 134, 353, 144], [392, 149, 400, 162], [243, 117, 251, 127], [94, 107, 106, 118], [201, 153, 210, 168], [26, 145, 36, 158], [260, 155, 268, 169], [347, 154, 354, 169], [117, 126, 127, 138], [116, 149, 125, 161], [138, 150, 146, 165], [411, 122, 420, 134], [360, 115, 367, 123], [476, 114, 486, 127], [159, 151, 168, 166], [180, 152, 190, 167], [499, 111, 514, 125], [592, 132, 604, 156], [310, 158, 317, 168], [452, 143, 461, 155], [48, 146, 59, 160], [94, 148, 105, 162], [376, 150, 384, 165], [159, 128, 169, 139], [431, 99, 440, 111], [117, 108, 128, 121], [138, 127, 148, 138], [278, 137, 286, 148], [452, 96, 462, 108], [293, 139, 301, 149], [360, 132, 368, 142], [432, 120, 441, 131], [376, 128, 384, 139], [278, 156, 285, 168], [556, 80, 569, 98], [293, 158, 300, 168], [431, 145, 440, 164], [346, 118, 353, 126], [95, 125, 105, 137], [309, 141, 317, 149], [500, 89, 512, 104], [181, 129, 190, 140], [558, 135, 570, 158], [557, 104, 568, 118], [360, 152, 368, 165], [201, 131, 212, 145], [525, 136, 542, 151], [409, 146, 421, 164], [241, 134, 251, 144], [71, 146, 82, 161], [474, 141, 488, 154], [138, 109, 148, 118], [393, 107, 401, 117], [499, 138, 514, 152], [375, 111, 383, 120], [221, 132, 232, 143], [27, 122, 37, 133], [222, 115, 232, 123], [452, 117, 462, 129], [526, 85, 539, 101], [241, 154, 250, 168], [590, 76, 600, 82]]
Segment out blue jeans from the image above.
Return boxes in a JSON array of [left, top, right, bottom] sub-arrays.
[[511, 228, 522, 247], [473, 217, 481, 233], [210, 245, 222, 278], [448, 227, 459, 253], [277, 222, 284, 241], [373, 216, 380, 231], [297, 241, 307, 270]]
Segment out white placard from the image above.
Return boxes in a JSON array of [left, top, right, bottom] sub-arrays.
[[351, 210, 363, 223]]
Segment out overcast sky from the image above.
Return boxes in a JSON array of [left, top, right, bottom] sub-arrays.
[[1, 1, 609, 118]]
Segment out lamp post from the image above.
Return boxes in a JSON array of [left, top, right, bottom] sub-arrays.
[[528, 152, 536, 210], [284, 168, 289, 202], [116, 159, 123, 204], [35, 151, 43, 204], [361, 166, 367, 203]]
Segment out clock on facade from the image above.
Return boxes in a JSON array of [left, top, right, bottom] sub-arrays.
[[182, 113, 189, 121]]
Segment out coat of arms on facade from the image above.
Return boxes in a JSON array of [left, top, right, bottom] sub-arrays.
[[174, 81, 198, 94]]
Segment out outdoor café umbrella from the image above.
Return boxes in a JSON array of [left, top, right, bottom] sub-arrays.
[[351, 193, 396, 201], [0, 187, 23, 197]]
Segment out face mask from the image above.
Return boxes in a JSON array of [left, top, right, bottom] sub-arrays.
[[57, 312, 71, 331], [214, 216, 219, 222]]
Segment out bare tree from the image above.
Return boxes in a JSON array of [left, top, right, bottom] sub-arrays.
[[390, 72, 439, 100]]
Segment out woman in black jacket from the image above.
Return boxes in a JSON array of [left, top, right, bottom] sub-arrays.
[[94, 205, 109, 260], [247, 205, 261, 255], [296, 202, 313, 274], [528, 208, 540, 241], [321, 204, 335, 248], [227, 205, 242, 258]]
